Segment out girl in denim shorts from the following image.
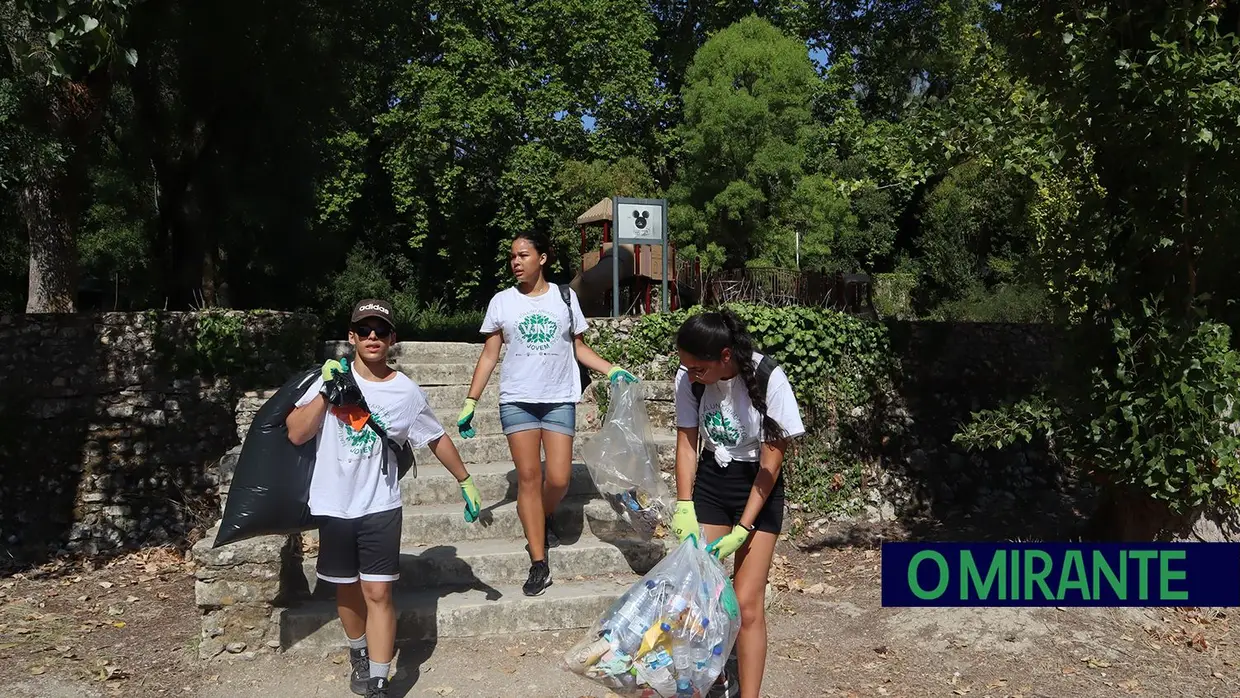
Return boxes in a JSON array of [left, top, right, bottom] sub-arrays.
[[456, 230, 637, 596]]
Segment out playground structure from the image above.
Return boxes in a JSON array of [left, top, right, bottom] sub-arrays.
[[569, 197, 696, 318], [568, 196, 878, 320]]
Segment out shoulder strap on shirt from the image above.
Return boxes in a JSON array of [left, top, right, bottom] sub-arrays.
[[558, 283, 574, 334]]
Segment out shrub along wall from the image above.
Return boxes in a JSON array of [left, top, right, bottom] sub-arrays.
[[584, 306, 1064, 525], [0, 311, 318, 564]]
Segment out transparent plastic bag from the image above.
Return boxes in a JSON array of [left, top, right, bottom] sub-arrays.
[[564, 538, 742, 697], [581, 381, 674, 540]]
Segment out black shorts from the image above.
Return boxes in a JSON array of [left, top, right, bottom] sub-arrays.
[[316, 507, 402, 585], [692, 450, 785, 535]]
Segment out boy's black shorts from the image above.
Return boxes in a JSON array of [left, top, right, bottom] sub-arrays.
[[315, 507, 402, 585]]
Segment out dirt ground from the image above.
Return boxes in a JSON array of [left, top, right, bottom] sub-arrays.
[[1, 531, 1237, 698]]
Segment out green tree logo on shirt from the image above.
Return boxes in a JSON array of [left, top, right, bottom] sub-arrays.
[[703, 407, 742, 447], [517, 311, 559, 351], [335, 406, 390, 456]]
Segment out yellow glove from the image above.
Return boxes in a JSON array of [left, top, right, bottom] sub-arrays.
[[460, 475, 481, 523], [670, 501, 700, 545], [457, 398, 478, 439], [706, 524, 752, 561], [321, 358, 347, 383]]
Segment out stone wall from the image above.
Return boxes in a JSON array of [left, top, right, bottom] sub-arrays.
[[0, 311, 319, 562], [878, 321, 1067, 521]]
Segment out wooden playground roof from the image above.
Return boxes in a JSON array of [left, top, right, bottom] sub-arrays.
[[576, 197, 612, 225]]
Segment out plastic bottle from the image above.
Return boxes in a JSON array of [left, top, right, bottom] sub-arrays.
[[672, 631, 693, 697], [706, 643, 726, 682]]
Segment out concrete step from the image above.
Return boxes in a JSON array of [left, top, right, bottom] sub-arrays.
[[399, 497, 663, 546], [422, 384, 500, 414], [433, 398, 674, 435], [324, 340, 496, 365], [401, 461, 602, 506], [391, 362, 479, 387], [279, 577, 636, 650], [419, 402, 603, 437], [413, 433, 676, 469], [297, 536, 667, 595]]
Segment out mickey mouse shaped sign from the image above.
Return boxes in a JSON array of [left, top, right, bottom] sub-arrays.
[[613, 197, 665, 242]]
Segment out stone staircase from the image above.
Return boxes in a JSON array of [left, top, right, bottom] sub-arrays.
[[271, 340, 678, 652]]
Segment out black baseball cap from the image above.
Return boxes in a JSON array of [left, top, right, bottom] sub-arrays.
[[350, 299, 395, 328]]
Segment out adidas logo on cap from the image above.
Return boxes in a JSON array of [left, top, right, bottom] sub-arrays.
[[356, 303, 389, 315]]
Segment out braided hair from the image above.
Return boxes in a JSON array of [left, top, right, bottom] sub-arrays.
[[676, 308, 786, 443]]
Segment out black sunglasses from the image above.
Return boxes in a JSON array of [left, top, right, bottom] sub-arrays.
[[352, 323, 393, 339]]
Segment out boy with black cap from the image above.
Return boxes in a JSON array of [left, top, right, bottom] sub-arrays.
[[287, 299, 483, 697]]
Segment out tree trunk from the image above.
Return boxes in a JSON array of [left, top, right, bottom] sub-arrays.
[[19, 70, 113, 313], [19, 175, 78, 313]]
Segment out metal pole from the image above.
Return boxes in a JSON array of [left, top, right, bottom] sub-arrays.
[[661, 199, 669, 313], [611, 197, 620, 318]]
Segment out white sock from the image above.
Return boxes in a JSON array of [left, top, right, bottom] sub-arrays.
[[347, 633, 367, 651], [369, 660, 391, 681]]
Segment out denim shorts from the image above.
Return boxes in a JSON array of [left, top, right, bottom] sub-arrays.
[[498, 402, 576, 437]]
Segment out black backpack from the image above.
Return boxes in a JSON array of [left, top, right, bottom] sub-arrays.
[[560, 284, 592, 397]]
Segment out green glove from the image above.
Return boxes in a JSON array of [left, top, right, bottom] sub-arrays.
[[706, 524, 752, 561], [321, 358, 347, 383], [457, 398, 478, 439], [459, 475, 481, 523], [607, 366, 638, 385], [670, 500, 700, 545]]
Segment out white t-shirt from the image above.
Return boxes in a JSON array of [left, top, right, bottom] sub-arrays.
[[295, 366, 446, 519], [674, 352, 806, 464], [480, 284, 589, 404]]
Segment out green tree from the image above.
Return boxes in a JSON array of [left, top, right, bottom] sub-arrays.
[[956, 2, 1240, 537], [4, 0, 140, 312], [671, 15, 824, 270], [379, 0, 665, 304], [915, 158, 1037, 311]]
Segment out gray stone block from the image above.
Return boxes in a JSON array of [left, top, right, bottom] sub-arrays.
[[278, 579, 635, 651]]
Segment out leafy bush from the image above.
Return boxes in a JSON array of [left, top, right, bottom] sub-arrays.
[[784, 441, 866, 517], [873, 273, 917, 319], [928, 282, 1054, 323], [955, 297, 1240, 518]]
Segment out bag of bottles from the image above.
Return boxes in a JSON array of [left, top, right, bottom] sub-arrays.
[[581, 381, 674, 540], [563, 537, 742, 697]]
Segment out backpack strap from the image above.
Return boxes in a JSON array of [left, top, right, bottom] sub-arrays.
[[756, 354, 778, 394], [559, 283, 574, 333]]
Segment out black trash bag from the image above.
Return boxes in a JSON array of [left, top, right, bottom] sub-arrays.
[[213, 367, 321, 548]]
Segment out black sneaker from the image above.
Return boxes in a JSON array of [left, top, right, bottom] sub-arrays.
[[545, 514, 560, 549], [365, 676, 389, 698], [705, 667, 739, 698], [348, 647, 370, 695], [523, 559, 552, 596]]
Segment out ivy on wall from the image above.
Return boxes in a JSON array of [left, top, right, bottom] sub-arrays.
[[586, 303, 896, 428]]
